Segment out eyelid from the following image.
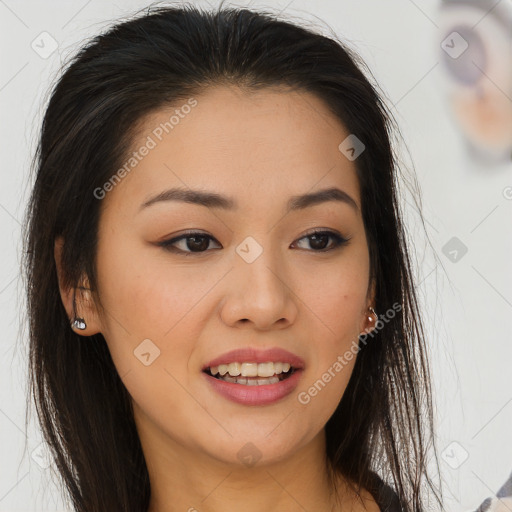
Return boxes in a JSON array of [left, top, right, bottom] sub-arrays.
[[291, 228, 351, 251], [158, 230, 221, 256], [157, 228, 351, 256]]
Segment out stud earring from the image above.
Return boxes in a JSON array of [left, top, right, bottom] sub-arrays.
[[359, 306, 377, 337], [71, 317, 87, 330]]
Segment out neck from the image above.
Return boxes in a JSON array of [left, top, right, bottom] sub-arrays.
[[136, 409, 350, 512]]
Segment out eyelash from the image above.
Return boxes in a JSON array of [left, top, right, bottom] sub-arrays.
[[157, 229, 350, 257]]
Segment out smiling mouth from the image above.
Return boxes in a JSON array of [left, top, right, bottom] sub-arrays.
[[203, 362, 297, 385]]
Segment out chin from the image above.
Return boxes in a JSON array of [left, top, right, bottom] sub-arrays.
[[202, 432, 307, 469]]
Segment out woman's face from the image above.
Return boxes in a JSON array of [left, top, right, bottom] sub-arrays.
[[84, 85, 374, 467]]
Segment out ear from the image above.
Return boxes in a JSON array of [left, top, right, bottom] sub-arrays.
[[54, 236, 102, 335], [359, 277, 377, 336]]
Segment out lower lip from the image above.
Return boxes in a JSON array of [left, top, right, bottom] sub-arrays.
[[202, 369, 303, 406]]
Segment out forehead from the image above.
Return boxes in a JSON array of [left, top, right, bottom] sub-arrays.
[[101, 85, 361, 214]]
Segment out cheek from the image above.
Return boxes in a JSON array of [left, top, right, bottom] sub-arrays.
[[295, 339, 358, 437], [94, 234, 220, 380], [292, 256, 369, 343], [96, 234, 213, 337], [93, 240, 212, 433], [291, 248, 369, 410]]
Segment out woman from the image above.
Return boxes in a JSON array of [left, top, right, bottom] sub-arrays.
[[22, 3, 443, 511]]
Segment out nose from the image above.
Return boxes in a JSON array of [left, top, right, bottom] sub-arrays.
[[218, 247, 298, 331]]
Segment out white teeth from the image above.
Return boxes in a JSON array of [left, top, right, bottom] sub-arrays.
[[215, 374, 282, 385], [206, 361, 297, 385], [241, 362, 258, 377], [207, 361, 295, 377], [227, 362, 241, 376], [257, 362, 274, 377]]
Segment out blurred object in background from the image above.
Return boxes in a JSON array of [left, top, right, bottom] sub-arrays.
[[438, 0, 512, 164], [474, 469, 512, 512]]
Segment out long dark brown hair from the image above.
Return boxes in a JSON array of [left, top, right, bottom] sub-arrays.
[[21, 2, 444, 511]]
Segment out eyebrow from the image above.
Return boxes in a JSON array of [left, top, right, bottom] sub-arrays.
[[139, 186, 359, 213]]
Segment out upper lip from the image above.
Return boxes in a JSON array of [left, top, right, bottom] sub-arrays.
[[202, 347, 305, 371]]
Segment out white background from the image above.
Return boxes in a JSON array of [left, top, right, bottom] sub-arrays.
[[1, 0, 511, 510]]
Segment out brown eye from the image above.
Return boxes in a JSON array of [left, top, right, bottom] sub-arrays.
[[292, 230, 350, 252], [158, 229, 350, 257], [158, 232, 221, 256]]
